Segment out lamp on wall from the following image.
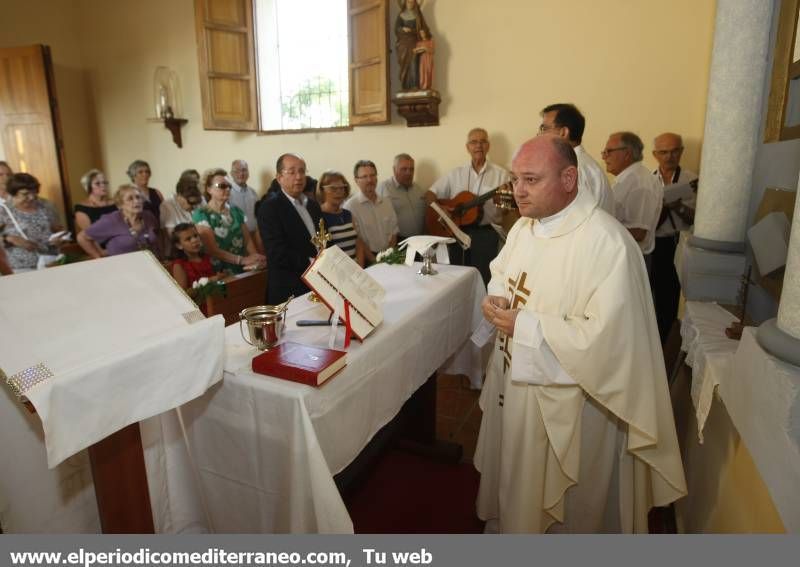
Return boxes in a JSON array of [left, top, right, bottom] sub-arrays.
[[149, 66, 187, 148]]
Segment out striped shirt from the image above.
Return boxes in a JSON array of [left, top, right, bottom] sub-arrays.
[[322, 210, 357, 259]]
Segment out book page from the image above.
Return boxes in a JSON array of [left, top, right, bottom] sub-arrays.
[[303, 245, 385, 338], [663, 180, 695, 204], [429, 202, 472, 248]]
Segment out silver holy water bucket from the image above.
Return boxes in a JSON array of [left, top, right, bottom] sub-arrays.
[[239, 305, 286, 351]]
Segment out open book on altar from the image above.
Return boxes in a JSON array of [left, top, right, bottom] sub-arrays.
[[0, 251, 225, 467], [428, 202, 471, 249], [301, 244, 385, 340]]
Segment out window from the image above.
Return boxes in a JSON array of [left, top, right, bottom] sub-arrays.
[[194, 0, 390, 133]]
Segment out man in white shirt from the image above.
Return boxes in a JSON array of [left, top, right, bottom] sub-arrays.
[[429, 128, 510, 284], [537, 103, 615, 215], [344, 160, 398, 265], [376, 153, 427, 239], [651, 132, 698, 341], [474, 135, 686, 533], [603, 131, 663, 273], [228, 159, 263, 253]]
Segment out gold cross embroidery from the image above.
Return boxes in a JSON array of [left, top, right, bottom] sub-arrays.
[[499, 271, 532, 374]]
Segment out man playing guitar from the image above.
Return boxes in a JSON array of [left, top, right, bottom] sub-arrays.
[[427, 127, 511, 285]]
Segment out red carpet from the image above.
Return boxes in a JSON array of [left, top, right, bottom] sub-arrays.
[[344, 449, 485, 534]]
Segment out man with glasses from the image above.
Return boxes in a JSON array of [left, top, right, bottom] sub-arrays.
[[160, 177, 204, 244], [651, 132, 698, 341], [257, 153, 322, 304], [538, 104, 614, 215], [228, 159, 263, 253], [475, 135, 685, 533], [429, 128, 510, 285], [377, 153, 427, 240], [344, 160, 398, 265], [602, 132, 663, 273]]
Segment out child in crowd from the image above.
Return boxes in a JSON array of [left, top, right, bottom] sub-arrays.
[[170, 222, 224, 294]]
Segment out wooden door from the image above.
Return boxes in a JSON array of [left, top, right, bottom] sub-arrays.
[[0, 45, 71, 226]]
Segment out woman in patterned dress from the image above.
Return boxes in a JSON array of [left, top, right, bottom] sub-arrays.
[[192, 168, 265, 274], [0, 173, 63, 273]]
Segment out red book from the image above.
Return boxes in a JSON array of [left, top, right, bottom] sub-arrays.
[[251, 341, 347, 386]]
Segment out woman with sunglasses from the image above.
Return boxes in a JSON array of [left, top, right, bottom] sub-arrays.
[[193, 168, 265, 274], [74, 169, 117, 232], [316, 170, 365, 267]]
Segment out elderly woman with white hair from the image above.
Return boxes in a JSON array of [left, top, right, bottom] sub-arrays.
[[73, 169, 117, 231], [78, 184, 161, 259]]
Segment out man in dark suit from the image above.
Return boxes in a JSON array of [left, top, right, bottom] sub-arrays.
[[257, 153, 322, 304]]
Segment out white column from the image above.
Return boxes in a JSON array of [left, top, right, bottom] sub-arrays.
[[758, 177, 800, 366], [778, 188, 800, 339], [693, 0, 773, 246], [678, 0, 773, 303]]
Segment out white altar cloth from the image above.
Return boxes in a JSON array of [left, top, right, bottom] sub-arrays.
[[722, 327, 800, 533], [679, 301, 739, 440], [0, 251, 225, 467], [177, 263, 486, 533]]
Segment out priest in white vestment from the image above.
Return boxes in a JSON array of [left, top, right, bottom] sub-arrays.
[[474, 136, 686, 533]]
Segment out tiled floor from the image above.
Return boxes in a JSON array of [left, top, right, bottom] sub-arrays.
[[436, 373, 483, 463]]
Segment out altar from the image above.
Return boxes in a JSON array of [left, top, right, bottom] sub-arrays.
[[1, 262, 487, 533]]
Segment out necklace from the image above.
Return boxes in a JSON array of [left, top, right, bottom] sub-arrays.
[[125, 215, 150, 250]]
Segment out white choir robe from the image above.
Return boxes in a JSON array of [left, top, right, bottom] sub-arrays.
[[474, 189, 687, 533]]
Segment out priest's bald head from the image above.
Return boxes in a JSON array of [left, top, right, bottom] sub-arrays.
[[511, 136, 579, 219]]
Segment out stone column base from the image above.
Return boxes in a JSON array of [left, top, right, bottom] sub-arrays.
[[757, 319, 800, 367], [674, 233, 747, 304]]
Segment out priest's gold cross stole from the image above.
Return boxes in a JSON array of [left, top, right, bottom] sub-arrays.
[[499, 271, 531, 374]]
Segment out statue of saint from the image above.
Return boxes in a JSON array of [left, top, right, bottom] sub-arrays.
[[395, 0, 430, 91], [414, 29, 435, 91]]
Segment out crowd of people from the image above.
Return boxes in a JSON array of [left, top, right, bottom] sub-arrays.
[[0, 104, 696, 337]]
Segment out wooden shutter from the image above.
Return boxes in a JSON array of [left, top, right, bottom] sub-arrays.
[[348, 0, 390, 125], [0, 45, 71, 225], [194, 0, 259, 130]]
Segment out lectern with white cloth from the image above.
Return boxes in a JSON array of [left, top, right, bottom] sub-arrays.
[[0, 252, 224, 532]]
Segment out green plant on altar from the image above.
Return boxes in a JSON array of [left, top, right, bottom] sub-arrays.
[[375, 246, 406, 265], [191, 277, 226, 305]]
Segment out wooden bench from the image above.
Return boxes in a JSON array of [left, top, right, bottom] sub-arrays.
[[206, 269, 267, 326]]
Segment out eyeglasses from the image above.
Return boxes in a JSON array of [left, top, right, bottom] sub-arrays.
[[356, 173, 377, 180], [212, 182, 231, 190], [281, 169, 306, 177], [653, 148, 684, 157], [323, 185, 348, 192], [601, 147, 628, 157], [538, 123, 561, 133], [93, 180, 110, 186], [467, 139, 489, 146], [187, 198, 202, 206]]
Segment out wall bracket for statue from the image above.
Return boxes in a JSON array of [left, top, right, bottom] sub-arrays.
[[392, 91, 441, 127], [391, 0, 441, 127]]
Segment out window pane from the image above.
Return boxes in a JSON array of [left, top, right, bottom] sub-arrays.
[[255, 0, 349, 131]]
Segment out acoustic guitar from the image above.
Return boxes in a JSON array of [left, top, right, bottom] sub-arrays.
[[425, 182, 516, 237]]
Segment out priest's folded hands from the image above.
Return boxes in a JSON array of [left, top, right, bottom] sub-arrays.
[[481, 294, 518, 337]]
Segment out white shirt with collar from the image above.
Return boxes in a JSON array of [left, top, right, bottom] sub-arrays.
[[574, 145, 615, 215], [653, 166, 698, 237], [227, 177, 259, 232], [429, 160, 509, 225], [344, 191, 398, 253], [281, 188, 315, 237], [612, 162, 663, 255]]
